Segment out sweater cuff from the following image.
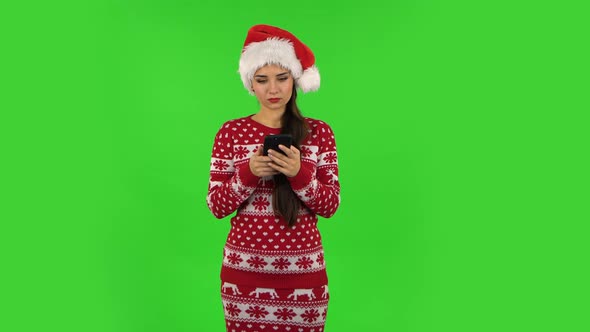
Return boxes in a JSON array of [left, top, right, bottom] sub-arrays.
[[237, 163, 260, 188], [287, 162, 314, 190]]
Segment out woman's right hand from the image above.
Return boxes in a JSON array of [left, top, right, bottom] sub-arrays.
[[249, 145, 280, 177]]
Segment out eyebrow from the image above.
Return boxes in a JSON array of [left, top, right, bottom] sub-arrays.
[[254, 71, 290, 78]]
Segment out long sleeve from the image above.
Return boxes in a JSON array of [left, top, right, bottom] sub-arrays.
[[288, 121, 341, 218], [206, 122, 260, 219]]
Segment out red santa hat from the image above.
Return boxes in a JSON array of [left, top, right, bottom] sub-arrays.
[[239, 24, 320, 95]]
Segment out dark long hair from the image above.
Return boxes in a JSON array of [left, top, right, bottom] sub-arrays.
[[273, 85, 309, 227]]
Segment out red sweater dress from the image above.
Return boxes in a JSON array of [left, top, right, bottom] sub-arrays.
[[208, 115, 340, 331], [207, 115, 340, 289]]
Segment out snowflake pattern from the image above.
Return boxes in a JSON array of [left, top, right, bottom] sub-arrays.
[[246, 305, 269, 319], [233, 146, 250, 159], [322, 308, 328, 320], [226, 253, 243, 265], [300, 146, 313, 158], [246, 256, 267, 269], [225, 303, 241, 317], [295, 256, 314, 269], [316, 252, 324, 265], [323, 152, 337, 164], [213, 159, 230, 171], [252, 196, 270, 211], [301, 309, 320, 323], [271, 257, 291, 270], [238, 187, 251, 197], [273, 308, 297, 321]]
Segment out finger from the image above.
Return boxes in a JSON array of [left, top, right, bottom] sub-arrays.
[[268, 161, 288, 173], [289, 145, 300, 156], [255, 156, 272, 163], [257, 167, 279, 176], [267, 149, 287, 163], [267, 153, 286, 166], [254, 167, 278, 177], [257, 163, 278, 170], [259, 172, 279, 177], [277, 144, 294, 157], [254, 145, 263, 156]]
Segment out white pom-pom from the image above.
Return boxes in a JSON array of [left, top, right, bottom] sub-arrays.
[[296, 65, 320, 92]]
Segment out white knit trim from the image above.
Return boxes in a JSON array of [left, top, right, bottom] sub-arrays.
[[210, 157, 235, 172], [239, 38, 303, 95], [223, 245, 325, 274], [296, 65, 321, 92], [221, 299, 328, 325], [317, 151, 338, 167]]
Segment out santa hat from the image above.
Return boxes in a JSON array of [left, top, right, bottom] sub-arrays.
[[239, 24, 320, 95]]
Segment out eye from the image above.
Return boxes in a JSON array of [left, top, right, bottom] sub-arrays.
[[255, 80, 267, 84], [278, 77, 288, 81]]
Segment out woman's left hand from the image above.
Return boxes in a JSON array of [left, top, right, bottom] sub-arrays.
[[267, 145, 301, 178]]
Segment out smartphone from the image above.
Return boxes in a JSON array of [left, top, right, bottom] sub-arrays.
[[263, 134, 293, 156]]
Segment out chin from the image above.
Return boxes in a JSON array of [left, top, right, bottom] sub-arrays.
[[266, 103, 286, 110]]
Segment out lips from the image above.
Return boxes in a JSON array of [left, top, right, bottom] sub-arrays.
[[268, 98, 281, 103]]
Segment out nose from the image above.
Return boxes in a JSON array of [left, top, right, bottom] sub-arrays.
[[268, 80, 279, 94]]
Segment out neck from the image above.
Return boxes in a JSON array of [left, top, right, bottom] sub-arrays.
[[253, 108, 285, 128]]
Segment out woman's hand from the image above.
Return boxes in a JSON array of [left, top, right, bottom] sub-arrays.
[[267, 145, 301, 178], [249, 145, 280, 177]]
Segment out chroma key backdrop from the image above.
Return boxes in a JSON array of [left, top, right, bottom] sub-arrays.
[[1, 1, 588, 332]]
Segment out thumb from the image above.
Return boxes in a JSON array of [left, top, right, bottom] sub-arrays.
[[255, 144, 263, 156]]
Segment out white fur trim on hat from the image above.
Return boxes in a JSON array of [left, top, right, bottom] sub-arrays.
[[239, 38, 303, 95]]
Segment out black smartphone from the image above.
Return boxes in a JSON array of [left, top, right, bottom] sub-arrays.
[[263, 134, 293, 156]]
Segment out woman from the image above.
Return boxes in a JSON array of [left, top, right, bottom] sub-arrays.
[[207, 24, 341, 332]]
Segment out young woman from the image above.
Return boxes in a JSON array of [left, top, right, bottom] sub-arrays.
[[207, 24, 341, 332]]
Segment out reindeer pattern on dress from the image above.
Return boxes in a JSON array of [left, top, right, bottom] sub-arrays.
[[221, 282, 242, 295], [287, 288, 316, 301], [222, 283, 329, 302], [249, 287, 280, 299]]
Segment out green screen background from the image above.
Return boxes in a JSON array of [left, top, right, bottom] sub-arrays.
[[2, 0, 588, 331]]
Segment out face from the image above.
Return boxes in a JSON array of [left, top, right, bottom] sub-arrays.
[[251, 64, 294, 112]]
